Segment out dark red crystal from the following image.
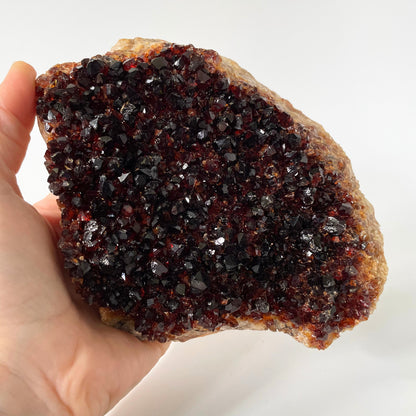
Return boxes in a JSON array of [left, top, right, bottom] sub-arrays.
[[36, 44, 372, 346]]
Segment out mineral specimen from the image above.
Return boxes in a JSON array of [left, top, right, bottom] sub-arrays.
[[35, 38, 387, 348]]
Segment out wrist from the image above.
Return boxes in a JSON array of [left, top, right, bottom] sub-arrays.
[[0, 359, 72, 416]]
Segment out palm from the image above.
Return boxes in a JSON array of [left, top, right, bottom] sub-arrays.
[[0, 63, 167, 415]]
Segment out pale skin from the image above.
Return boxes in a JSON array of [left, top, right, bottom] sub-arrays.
[[0, 62, 169, 415]]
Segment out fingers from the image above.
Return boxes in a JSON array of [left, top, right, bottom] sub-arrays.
[[33, 194, 61, 242], [0, 62, 36, 177], [100, 329, 170, 412]]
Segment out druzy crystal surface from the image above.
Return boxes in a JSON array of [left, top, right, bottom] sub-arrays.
[[36, 44, 379, 347]]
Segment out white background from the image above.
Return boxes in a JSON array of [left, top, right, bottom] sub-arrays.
[[1, 0, 415, 415]]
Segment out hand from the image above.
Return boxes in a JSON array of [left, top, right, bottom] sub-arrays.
[[0, 62, 168, 416]]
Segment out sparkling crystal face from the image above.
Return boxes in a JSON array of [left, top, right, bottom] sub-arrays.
[[36, 45, 373, 346]]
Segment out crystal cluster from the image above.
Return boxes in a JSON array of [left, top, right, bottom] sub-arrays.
[[36, 44, 376, 346]]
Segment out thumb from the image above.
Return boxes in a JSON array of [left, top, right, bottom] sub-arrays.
[[0, 62, 36, 180]]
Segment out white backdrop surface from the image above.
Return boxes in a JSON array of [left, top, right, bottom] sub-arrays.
[[0, 1, 415, 415]]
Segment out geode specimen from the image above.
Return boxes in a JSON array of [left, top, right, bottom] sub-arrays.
[[35, 37, 387, 349]]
